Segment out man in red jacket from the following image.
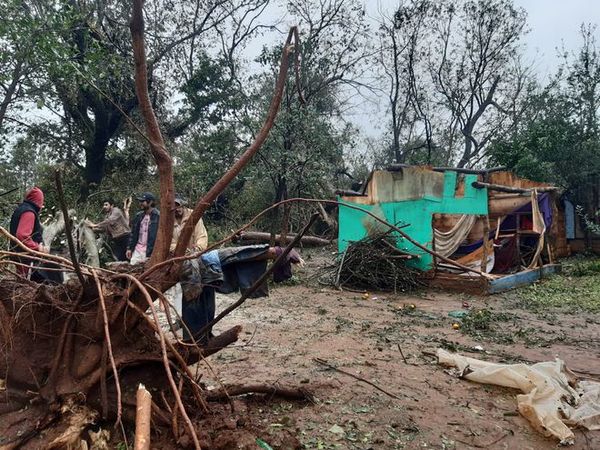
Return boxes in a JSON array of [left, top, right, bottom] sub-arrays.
[[9, 187, 49, 277]]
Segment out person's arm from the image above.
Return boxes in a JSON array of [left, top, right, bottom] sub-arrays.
[[193, 219, 208, 251], [16, 211, 42, 251], [93, 210, 119, 233]]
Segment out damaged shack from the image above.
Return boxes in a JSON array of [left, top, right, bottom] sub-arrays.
[[338, 165, 568, 294]]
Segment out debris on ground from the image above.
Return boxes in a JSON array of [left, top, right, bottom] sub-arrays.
[[437, 348, 600, 445], [324, 231, 422, 292]]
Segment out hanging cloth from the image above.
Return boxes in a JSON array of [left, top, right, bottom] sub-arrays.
[[527, 189, 547, 269], [433, 214, 477, 257]]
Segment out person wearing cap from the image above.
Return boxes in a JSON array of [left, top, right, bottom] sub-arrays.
[[170, 194, 208, 253], [127, 192, 160, 264], [164, 194, 208, 322], [9, 187, 49, 277], [85, 198, 131, 261]]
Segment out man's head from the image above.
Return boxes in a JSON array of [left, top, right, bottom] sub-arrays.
[[25, 187, 44, 210], [136, 192, 155, 211], [102, 198, 115, 213], [174, 194, 186, 219]]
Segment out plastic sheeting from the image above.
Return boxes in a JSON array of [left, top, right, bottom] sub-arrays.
[[437, 349, 600, 445]]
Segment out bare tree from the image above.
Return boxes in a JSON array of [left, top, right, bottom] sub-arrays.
[[430, 0, 528, 167], [376, 0, 530, 167]]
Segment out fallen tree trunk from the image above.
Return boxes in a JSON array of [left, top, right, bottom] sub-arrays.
[[237, 231, 331, 247], [206, 384, 314, 402]]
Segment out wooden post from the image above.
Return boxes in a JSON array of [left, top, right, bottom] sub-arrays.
[[546, 233, 555, 264], [480, 215, 490, 273], [516, 214, 522, 266], [431, 216, 438, 274], [134, 383, 152, 450]]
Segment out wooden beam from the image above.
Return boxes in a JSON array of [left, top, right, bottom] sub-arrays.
[[481, 215, 490, 273], [472, 181, 560, 194], [237, 231, 331, 247]]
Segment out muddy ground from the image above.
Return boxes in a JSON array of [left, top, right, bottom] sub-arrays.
[[198, 253, 600, 450]]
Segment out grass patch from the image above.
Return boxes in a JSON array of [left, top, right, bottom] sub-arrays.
[[508, 256, 600, 313], [518, 275, 600, 313]]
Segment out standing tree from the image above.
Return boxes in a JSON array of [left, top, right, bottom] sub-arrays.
[[246, 0, 370, 237], [375, 0, 531, 168], [430, 0, 529, 167], [491, 24, 600, 249], [0, 0, 271, 200]]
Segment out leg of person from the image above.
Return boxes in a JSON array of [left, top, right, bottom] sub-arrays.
[[112, 234, 130, 261], [15, 257, 32, 279], [164, 282, 182, 318], [182, 287, 216, 344]]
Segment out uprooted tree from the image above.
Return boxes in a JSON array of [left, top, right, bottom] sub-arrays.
[[0, 1, 306, 448]]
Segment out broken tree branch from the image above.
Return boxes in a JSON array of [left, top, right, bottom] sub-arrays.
[[206, 384, 313, 402], [174, 26, 303, 258], [134, 384, 152, 450], [314, 358, 402, 400], [130, 0, 175, 266], [54, 169, 86, 286]]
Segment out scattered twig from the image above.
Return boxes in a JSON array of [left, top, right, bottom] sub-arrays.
[[205, 384, 313, 402], [0, 187, 18, 197], [454, 430, 513, 448], [397, 344, 409, 364], [314, 357, 402, 400]]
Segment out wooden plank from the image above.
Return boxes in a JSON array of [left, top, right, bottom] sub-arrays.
[[488, 264, 561, 294], [481, 215, 490, 272]]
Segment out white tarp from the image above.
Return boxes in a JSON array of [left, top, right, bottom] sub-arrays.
[[437, 349, 600, 445]]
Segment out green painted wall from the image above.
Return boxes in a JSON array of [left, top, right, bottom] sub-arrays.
[[338, 171, 488, 270]]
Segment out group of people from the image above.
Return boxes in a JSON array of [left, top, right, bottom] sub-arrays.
[[10, 187, 302, 344], [85, 191, 208, 262]]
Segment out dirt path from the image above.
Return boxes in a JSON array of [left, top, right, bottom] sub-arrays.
[[200, 281, 600, 449]]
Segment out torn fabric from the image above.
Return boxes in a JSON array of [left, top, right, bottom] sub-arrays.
[[433, 214, 477, 257], [437, 349, 600, 445], [527, 189, 547, 269]]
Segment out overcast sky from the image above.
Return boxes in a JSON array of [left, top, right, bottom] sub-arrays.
[[513, 0, 600, 75], [251, 0, 600, 141]]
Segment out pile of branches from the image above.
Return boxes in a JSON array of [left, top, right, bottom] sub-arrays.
[[334, 231, 422, 292]]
